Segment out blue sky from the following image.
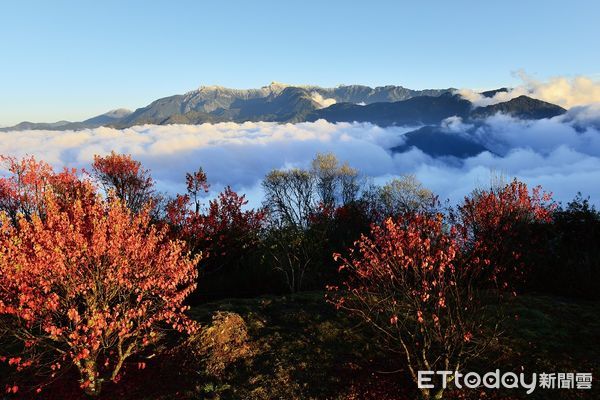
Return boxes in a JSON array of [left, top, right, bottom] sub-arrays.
[[1, 0, 598, 125]]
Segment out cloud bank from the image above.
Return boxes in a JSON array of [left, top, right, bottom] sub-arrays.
[[458, 73, 600, 109], [1, 110, 600, 208]]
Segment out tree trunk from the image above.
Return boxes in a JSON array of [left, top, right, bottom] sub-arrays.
[[419, 387, 445, 400], [433, 387, 445, 400], [81, 359, 102, 396]]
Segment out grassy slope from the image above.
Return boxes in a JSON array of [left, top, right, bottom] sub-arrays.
[[3, 292, 598, 399], [179, 292, 600, 400]]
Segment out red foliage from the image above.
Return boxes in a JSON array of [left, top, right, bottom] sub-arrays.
[[92, 152, 154, 213], [165, 178, 265, 298], [330, 180, 555, 398], [329, 214, 497, 399], [0, 158, 199, 396], [167, 172, 265, 272], [0, 156, 95, 225], [454, 179, 554, 289], [202, 187, 266, 260]]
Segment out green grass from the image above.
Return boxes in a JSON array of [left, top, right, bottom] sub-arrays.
[[179, 292, 600, 399], [186, 292, 397, 399], [496, 295, 600, 374], [3, 292, 598, 399]]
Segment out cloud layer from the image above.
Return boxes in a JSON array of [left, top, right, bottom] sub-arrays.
[[458, 72, 600, 109], [1, 110, 600, 208]]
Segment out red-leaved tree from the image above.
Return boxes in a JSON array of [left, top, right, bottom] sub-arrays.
[[92, 152, 155, 213], [0, 158, 199, 396], [167, 182, 265, 276], [329, 214, 499, 400], [165, 168, 265, 297], [453, 179, 554, 290]]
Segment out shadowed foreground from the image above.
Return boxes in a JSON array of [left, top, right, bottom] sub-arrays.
[[8, 291, 596, 400]]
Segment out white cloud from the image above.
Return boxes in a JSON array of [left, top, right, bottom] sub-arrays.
[[441, 116, 474, 133], [310, 92, 337, 109], [1, 113, 600, 208], [457, 73, 600, 109], [0, 121, 410, 203]]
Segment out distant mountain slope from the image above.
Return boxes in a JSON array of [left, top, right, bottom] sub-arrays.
[[307, 93, 564, 127], [226, 87, 321, 122], [386, 95, 564, 158], [2, 83, 453, 130], [471, 95, 566, 119], [306, 93, 472, 126], [0, 109, 132, 132], [313, 85, 451, 104], [160, 111, 226, 125], [480, 88, 509, 98], [117, 83, 453, 126], [1, 84, 569, 131], [117, 94, 187, 126], [391, 125, 489, 158], [83, 108, 132, 126], [0, 120, 73, 131]]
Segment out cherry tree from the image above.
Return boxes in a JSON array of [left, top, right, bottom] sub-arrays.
[[453, 179, 554, 290], [0, 159, 199, 396], [167, 182, 265, 273], [92, 152, 155, 213], [329, 214, 498, 400]]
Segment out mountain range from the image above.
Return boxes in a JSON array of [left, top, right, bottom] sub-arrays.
[[1, 82, 567, 159], [1, 82, 566, 131]]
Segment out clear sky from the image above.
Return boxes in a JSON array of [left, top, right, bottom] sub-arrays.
[[1, 0, 598, 125]]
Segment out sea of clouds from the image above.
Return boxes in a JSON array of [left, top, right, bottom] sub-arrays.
[[1, 108, 600, 208], [1, 75, 599, 208], [457, 71, 600, 109]]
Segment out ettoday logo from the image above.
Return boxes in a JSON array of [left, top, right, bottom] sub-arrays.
[[418, 370, 593, 394]]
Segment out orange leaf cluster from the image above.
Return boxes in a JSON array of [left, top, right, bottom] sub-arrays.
[[0, 156, 199, 395]]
